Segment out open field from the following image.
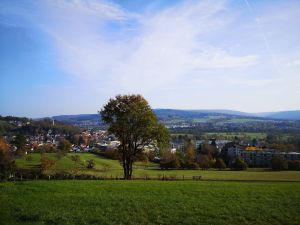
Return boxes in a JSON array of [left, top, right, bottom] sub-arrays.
[[0, 180, 299, 225], [15, 153, 300, 181], [225, 118, 267, 123], [170, 132, 269, 140], [204, 132, 267, 139]]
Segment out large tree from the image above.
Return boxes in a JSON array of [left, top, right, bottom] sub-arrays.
[[100, 94, 169, 179]]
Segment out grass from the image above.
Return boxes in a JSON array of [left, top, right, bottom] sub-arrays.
[[15, 153, 300, 181], [0, 180, 299, 225], [204, 132, 267, 139], [191, 116, 226, 123], [225, 118, 266, 123]]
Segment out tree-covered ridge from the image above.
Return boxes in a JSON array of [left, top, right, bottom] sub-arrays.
[[0, 116, 80, 136], [50, 110, 300, 134]]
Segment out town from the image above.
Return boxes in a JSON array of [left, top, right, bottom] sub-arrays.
[[1, 114, 300, 175]]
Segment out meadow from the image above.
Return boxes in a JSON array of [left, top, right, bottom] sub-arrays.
[[15, 153, 300, 181], [204, 132, 267, 139], [0, 180, 299, 225]]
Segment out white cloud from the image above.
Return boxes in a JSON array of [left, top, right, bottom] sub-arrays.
[[1, 0, 300, 114], [286, 59, 300, 67], [35, 0, 258, 88]]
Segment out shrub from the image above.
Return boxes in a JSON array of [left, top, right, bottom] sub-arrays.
[[198, 154, 211, 170], [160, 155, 180, 169], [104, 148, 120, 160], [215, 158, 226, 170], [185, 162, 199, 169], [71, 155, 81, 164], [160, 150, 181, 169], [86, 159, 95, 169], [232, 157, 247, 170], [271, 156, 288, 171], [26, 155, 33, 161], [58, 139, 71, 155], [288, 160, 300, 170], [40, 155, 56, 172]]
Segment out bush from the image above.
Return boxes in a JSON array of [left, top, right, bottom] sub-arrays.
[[288, 160, 300, 170], [215, 158, 226, 170], [40, 155, 56, 172], [14, 168, 42, 180], [26, 155, 33, 161], [198, 154, 211, 170], [104, 148, 120, 160], [271, 156, 288, 171], [71, 155, 81, 164], [160, 153, 181, 169], [159, 149, 182, 169], [87, 159, 95, 169], [185, 162, 199, 169], [232, 157, 247, 170], [58, 139, 71, 155], [160, 158, 178, 169]]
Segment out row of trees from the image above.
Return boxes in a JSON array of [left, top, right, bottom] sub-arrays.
[[271, 156, 300, 171], [0, 116, 80, 137], [172, 133, 300, 153], [159, 141, 247, 170]]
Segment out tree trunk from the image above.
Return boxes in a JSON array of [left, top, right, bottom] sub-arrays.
[[126, 158, 131, 179], [122, 152, 127, 179], [129, 160, 133, 178], [121, 144, 134, 180], [122, 157, 132, 180]]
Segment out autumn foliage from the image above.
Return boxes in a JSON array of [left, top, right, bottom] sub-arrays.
[[0, 137, 15, 179]]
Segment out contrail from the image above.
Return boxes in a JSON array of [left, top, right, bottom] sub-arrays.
[[243, 0, 279, 72]]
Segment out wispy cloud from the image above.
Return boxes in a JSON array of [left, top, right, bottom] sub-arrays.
[[30, 0, 258, 86], [1, 0, 299, 115], [286, 59, 300, 67]]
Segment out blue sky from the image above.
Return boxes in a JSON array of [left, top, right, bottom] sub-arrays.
[[1, 0, 300, 118]]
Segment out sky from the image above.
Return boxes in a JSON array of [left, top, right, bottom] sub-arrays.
[[0, 0, 300, 118]]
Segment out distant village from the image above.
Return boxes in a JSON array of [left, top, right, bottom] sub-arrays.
[[2, 116, 300, 169]]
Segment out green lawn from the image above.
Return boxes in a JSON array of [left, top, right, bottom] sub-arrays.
[[15, 153, 300, 181], [226, 118, 266, 123], [204, 132, 267, 139], [0, 180, 299, 225]]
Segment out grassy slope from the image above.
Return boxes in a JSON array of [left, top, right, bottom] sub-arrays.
[[15, 153, 300, 181], [0, 180, 299, 225]]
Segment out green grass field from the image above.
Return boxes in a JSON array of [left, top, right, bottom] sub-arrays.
[[204, 132, 267, 139], [15, 153, 300, 181], [0, 180, 299, 225]]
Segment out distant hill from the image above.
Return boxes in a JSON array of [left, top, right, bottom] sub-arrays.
[[154, 109, 300, 120], [52, 114, 100, 127], [0, 116, 80, 136], [154, 109, 253, 117], [52, 114, 99, 123], [253, 111, 300, 120], [50, 109, 300, 126]]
